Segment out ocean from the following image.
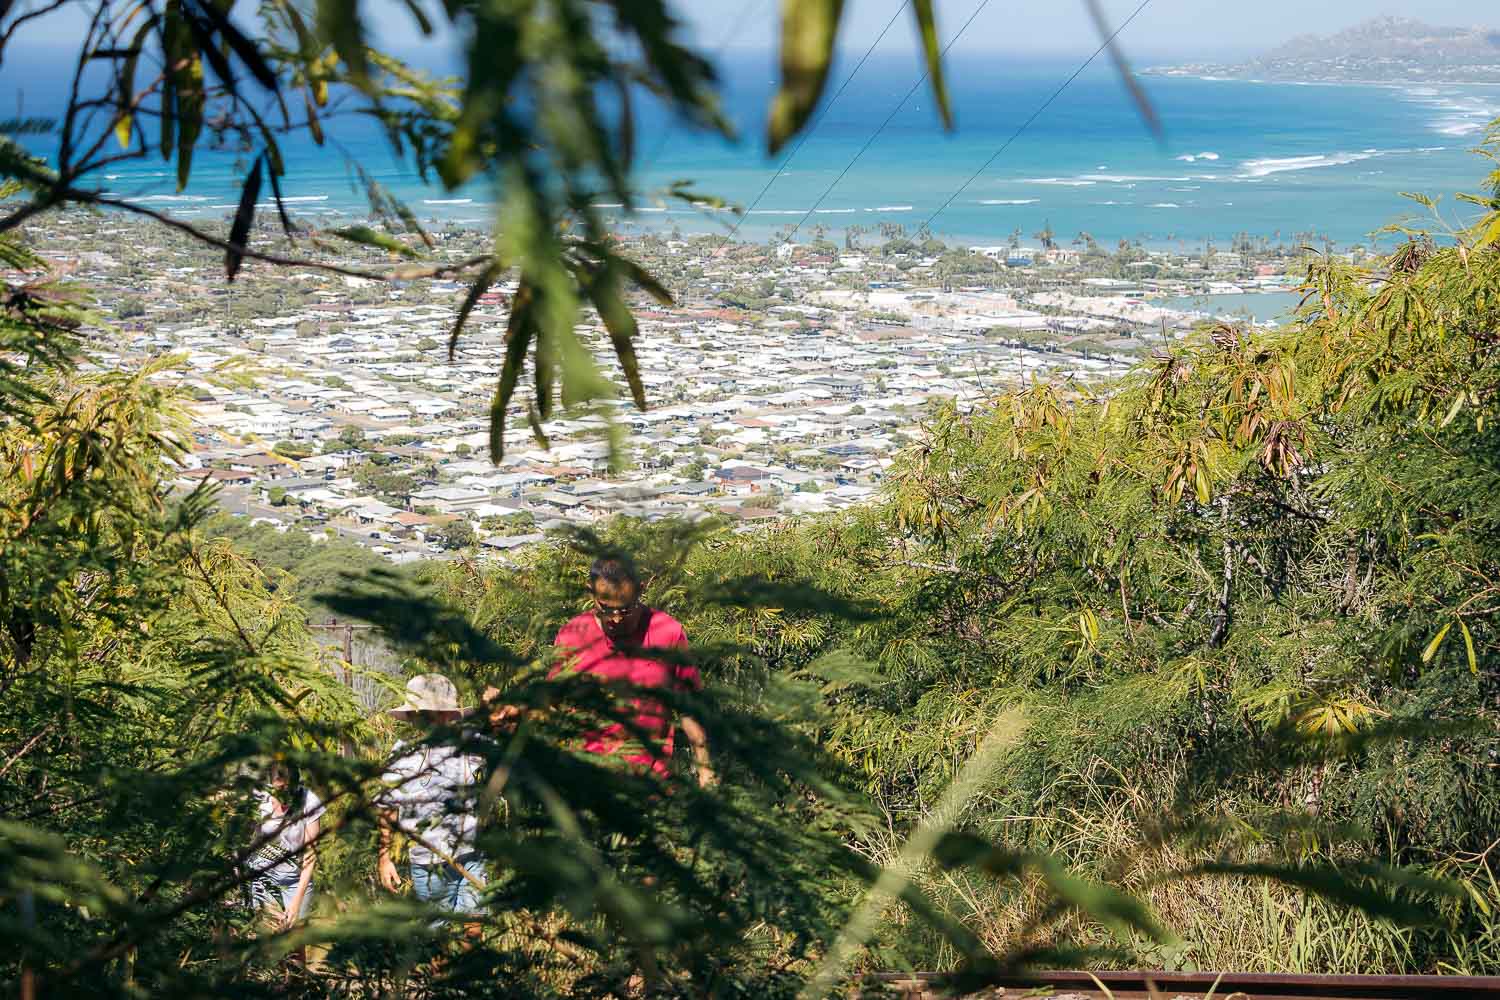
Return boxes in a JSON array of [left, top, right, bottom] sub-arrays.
[[9, 50, 1499, 249]]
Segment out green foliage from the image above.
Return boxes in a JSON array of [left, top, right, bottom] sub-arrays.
[[0, 0, 974, 465], [433, 518, 476, 551], [424, 148, 1500, 975], [3, 0, 1498, 990], [351, 459, 415, 505], [0, 237, 1052, 997], [202, 514, 395, 617]]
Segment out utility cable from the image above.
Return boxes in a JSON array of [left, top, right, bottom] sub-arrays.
[[729, 0, 911, 239], [783, 0, 996, 242], [922, 0, 1153, 230]]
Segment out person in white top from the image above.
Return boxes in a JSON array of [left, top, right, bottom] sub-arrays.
[[378, 674, 486, 928], [247, 759, 323, 943]]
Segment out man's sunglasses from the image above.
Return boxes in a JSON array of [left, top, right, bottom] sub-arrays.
[[594, 599, 642, 621]]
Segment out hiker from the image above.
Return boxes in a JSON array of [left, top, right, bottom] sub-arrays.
[[247, 759, 323, 953], [552, 555, 715, 787], [377, 674, 487, 927]]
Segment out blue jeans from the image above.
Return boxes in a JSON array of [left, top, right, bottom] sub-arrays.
[[411, 857, 483, 916], [249, 878, 313, 921]]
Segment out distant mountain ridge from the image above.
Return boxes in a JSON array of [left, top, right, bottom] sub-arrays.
[[1146, 16, 1500, 84]]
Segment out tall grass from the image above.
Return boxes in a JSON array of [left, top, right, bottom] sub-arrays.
[[870, 752, 1500, 976]]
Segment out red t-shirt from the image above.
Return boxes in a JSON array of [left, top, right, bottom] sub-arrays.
[[552, 609, 701, 775]]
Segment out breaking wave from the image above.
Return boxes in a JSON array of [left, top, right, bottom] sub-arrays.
[[1239, 152, 1377, 177]]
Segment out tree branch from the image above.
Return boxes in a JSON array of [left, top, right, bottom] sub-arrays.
[[2, 184, 496, 283], [187, 547, 258, 655], [0, 721, 53, 778], [0, 0, 73, 55]]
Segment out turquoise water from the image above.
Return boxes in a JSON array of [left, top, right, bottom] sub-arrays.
[[1157, 291, 1305, 323], [9, 49, 1499, 248]]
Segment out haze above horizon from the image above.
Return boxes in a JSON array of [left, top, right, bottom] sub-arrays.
[[8, 0, 1497, 63]]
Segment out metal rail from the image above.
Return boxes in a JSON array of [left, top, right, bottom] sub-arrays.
[[871, 970, 1500, 999]]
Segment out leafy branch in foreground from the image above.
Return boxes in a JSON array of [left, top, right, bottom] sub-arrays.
[[1, 0, 1148, 463]]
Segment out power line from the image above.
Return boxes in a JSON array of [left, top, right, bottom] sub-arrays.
[[923, 0, 1153, 231], [783, 0, 996, 242], [729, 0, 911, 239]]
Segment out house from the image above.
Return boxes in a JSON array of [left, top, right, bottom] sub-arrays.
[[713, 465, 772, 496], [479, 533, 546, 552], [470, 502, 529, 522], [179, 467, 254, 486], [229, 453, 300, 480], [351, 501, 404, 525], [839, 457, 884, 478], [411, 486, 491, 513], [770, 469, 817, 491], [534, 491, 586, 511], [665, 482, 717, 498], [806, 374, 864, 399]]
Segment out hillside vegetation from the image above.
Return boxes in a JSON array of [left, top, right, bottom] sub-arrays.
[[3, 5, 1500, 983], [427, 142, 1500, 975]]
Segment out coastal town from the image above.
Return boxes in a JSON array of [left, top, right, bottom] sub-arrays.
[[29, 208, 1311, 561]]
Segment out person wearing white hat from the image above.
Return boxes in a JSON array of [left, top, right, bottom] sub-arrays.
[[377, 674, 487, 927]]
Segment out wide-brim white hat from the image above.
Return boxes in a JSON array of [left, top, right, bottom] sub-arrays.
[[389, 673, 464, 717]]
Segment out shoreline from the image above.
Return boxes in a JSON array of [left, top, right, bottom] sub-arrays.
[[14, 197, 1442, 259], [1142, 69, 1500, 90]]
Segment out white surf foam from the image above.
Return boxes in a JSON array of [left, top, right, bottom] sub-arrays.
[[1239, 152, 1377, 177], [1149, 202, 1181, 208], [1024, 178, 1096, 186], [1174, 151, 1220, 163], [1399, 89, 1500, 138], [1087, 173, 1195, 183], [978, 198, 1040, 205], [423, 198, 472, 205]]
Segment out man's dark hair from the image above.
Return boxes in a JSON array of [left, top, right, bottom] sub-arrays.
[[270, 759, 310, 818], [588, 555, 640, 589]]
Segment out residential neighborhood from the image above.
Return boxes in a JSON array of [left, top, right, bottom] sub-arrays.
[[26, 208, 1314, 560]]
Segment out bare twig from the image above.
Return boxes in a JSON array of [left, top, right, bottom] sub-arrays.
[[1, 184, 496, 282], [0, 0, 73, 55], [0, 721, 53, 778]]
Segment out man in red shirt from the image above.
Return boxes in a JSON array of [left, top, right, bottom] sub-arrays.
[[551, 555, 714, 787]]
